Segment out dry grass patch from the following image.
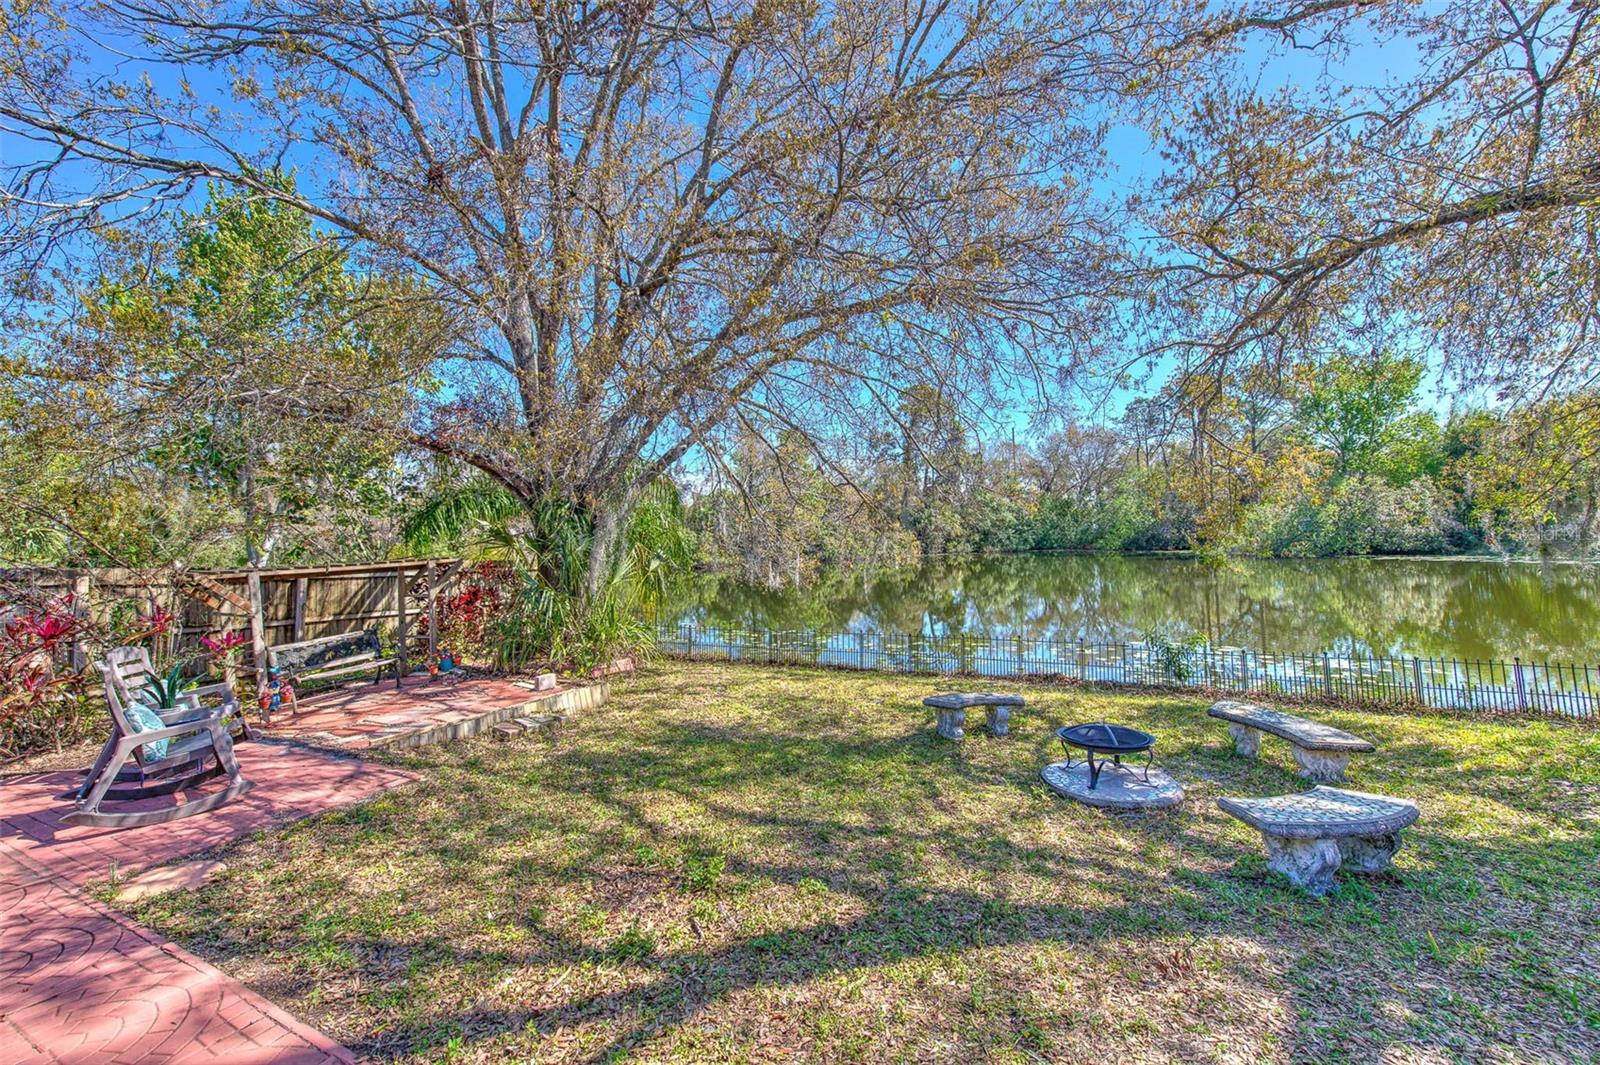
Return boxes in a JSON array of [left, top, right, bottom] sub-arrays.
[[124, 662, 1600, 1063]]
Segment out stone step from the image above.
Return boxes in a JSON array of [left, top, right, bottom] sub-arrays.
[[493, 713, 566, 740]]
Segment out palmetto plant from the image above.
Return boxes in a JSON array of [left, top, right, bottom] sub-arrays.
[[404, 477, 692, 672]]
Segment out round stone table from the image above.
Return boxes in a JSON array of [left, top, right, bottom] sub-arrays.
[[1040, 760, 1185, 810]]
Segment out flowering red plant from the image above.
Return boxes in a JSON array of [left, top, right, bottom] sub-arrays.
[[138, 608, 174, 636], [1, 588, 100, 758], [199, 631, 249, 654], [435, 564, 511, 665]]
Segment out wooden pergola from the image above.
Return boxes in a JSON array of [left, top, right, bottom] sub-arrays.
[[169, 559, 467, 686]]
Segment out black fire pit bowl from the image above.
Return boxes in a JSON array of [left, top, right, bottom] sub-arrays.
[[1056, 723, 1156, 790]]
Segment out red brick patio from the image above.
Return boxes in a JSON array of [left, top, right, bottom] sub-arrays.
[[1, 741, 418, 1063], [262, 670, 605, 750]]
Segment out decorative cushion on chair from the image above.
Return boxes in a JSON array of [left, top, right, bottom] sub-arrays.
[[126, 700, 170, 760]]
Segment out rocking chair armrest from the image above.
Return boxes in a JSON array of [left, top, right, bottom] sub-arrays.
[[126, 717, 228, 745], [185, 682, 239, 703], [156, 704, 208, 725]]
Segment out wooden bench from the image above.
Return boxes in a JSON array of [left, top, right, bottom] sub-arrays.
[[1218, 786, 1419, 895], [269, 629, 398, 716], [923, 692, 1024, 739], [1208, 700, 1374, 782]]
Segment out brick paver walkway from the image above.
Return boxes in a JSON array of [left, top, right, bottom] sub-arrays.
[[1, 741, 418, 1063]]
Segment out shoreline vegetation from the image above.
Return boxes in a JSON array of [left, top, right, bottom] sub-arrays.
[[689, 546, 1600, 578]]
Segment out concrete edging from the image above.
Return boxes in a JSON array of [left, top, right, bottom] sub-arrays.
[[372, 681, 611, 749]]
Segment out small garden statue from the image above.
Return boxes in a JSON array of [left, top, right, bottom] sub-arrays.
[[256, 668, 294, 716]]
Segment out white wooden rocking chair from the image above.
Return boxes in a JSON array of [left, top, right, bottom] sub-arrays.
[[66, 647, 253, 828]]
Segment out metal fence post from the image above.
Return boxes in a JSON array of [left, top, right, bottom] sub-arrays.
[[1513, 657, 1527, 710], [1411, 657, 1424, 705], [1322, 652, 1333, 698]]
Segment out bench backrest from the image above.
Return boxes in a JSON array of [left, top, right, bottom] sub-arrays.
[[268, 628, 382, 673]]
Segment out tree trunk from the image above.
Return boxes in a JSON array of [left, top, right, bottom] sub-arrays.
[[583, 502, 625, 601], [1580, 476, 1598, 559]]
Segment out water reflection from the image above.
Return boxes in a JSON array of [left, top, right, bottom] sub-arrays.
[[667, 554, 1600, 662]]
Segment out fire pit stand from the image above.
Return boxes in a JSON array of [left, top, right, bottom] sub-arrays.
[[1056, 723, 1156, 790]]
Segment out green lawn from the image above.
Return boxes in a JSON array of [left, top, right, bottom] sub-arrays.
[[124, 662, 1600, 1063]]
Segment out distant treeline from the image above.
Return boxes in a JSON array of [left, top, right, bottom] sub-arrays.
[[690, 357, 1599, 585]]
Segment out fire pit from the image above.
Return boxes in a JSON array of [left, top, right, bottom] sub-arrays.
[[1056, 723, 1155, 790]]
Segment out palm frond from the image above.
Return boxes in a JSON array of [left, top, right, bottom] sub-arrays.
[[402, 478, 524, 554]]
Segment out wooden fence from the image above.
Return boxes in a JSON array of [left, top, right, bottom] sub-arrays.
[[5, 560, 468, 685]]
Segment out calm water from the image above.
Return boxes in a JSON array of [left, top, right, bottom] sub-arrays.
[[667, 554, 1600, 664]]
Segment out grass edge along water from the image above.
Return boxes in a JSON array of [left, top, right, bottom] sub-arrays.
[[655, 623, 1600, 719]]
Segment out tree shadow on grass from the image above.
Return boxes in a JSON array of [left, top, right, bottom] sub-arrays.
[[138, 677, 1600, 1063]]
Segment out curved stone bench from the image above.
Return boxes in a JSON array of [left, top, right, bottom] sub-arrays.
[[923, 692, 1024, 739], [1208, 700, 1374, 782], [1218, 786, 1419, 895]]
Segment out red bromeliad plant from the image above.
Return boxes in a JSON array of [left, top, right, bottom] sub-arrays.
[[0, 589, 101, 758], [199, 630, 249, 673]]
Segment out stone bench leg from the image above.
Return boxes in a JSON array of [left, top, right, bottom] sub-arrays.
[[986, 704, 1010, 737], [1263, 834, 1341, 895], [936, 707, 966, 741], [1227, 723, 1262, 758], [1337, 832, 1402, 874], [1292, 747, 1351, 782]]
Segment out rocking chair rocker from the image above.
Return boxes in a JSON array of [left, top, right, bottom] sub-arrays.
[[65, 647, 254, 829]]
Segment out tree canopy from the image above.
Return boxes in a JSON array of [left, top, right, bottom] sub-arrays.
[[2, 0, 1597, 581]]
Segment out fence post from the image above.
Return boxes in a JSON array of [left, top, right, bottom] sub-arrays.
[[291, 577, 308, 643], [68, 570, 91, 671], [1513, 657, 1527, 711], [1076, 640, 1087, 680], [425, 562, 438, 661], [394, 569, 408, 686], [1411, 657, 1424, 705], [1321, 653, 1333, 698], [245, 569, 269, 714]]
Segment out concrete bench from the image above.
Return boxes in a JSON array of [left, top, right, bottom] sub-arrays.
[[923, 692, 1024, 739], [1217, 786, 1419, 895], [1208, 700, 1374, 782]]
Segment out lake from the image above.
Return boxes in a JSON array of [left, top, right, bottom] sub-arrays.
[[667, 553, 1600, 665]]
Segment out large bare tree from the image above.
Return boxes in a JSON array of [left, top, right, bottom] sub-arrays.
[[9, 0, 1584, 592], [1, 0, 1180, 591]]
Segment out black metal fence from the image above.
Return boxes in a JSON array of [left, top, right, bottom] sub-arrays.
[[654, 624, 1600, 719]]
